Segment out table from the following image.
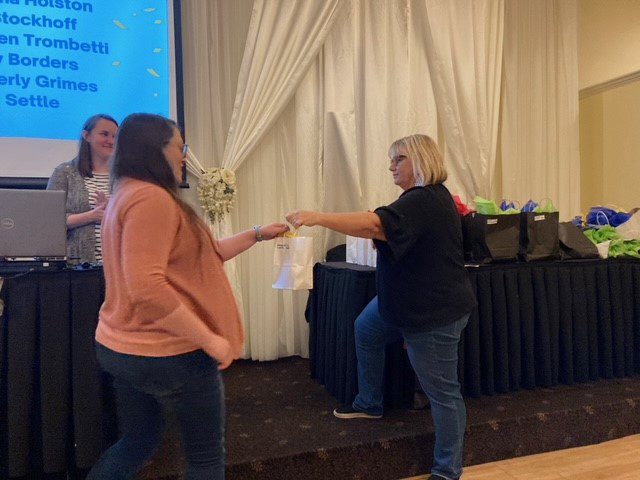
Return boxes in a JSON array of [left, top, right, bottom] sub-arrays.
[[306, 260, 640, 407], [0, 268, 113, 478]]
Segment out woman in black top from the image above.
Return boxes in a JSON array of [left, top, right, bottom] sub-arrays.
[[286, 134, 475, 480]]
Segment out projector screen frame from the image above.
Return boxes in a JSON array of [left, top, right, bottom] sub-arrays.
[[0, 0, 186, 190]]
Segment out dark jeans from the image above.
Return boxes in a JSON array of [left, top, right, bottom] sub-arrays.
[[352, 296, 469, 480], [88, 344, 225, 480]]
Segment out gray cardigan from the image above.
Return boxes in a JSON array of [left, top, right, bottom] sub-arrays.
[[46, 159, 97, 263]]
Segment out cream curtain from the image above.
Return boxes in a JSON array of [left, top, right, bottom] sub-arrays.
[[500, 0, 580, 218], [320, 0, 439, 247], [420, 0, 504, 202], [216, 0, 343, 329], [181, 0, 253, 166], [235, 0, 439, 360], [221, 0, 344, 173], [180, 0, 255, 333], [179, 0, 253, 229], [181, 0, 581, 360], [182, 0, 343, 360]]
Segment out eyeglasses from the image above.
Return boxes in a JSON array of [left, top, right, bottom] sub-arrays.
[[182, 144, 189, 158], [389, 155, 406, 167]]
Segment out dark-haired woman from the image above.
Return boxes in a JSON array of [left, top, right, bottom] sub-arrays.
[[46, 114, 118, 263], [87, 113, 288, 480]]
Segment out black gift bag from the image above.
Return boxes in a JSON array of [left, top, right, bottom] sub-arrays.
[[519, 211, 560, 261], [558, 221, 599, 259], [462, 213, 521, 264]]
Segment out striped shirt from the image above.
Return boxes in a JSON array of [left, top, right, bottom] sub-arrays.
[[84, 173, 110, 262]]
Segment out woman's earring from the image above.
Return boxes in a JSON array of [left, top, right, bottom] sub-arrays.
[[415, 174, 425, 187]]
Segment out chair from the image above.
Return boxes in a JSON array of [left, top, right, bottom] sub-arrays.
[[325, 244, 346, 262]]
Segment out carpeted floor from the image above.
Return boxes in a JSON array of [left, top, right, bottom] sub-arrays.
[[136, 356, 640, 480]]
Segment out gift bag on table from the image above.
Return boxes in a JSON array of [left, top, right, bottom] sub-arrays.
[[615, 210, 640, 241], [462, 212, 521, 264], [595, 240, 612, 259], [558, 222, 599, 259], [272, 235, 314, 290], [520, 212, 560, 261], [346, 235, 377, 267], [585, 206, 631, 229]]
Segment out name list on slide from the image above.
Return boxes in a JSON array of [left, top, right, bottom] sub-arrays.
[[0, 0, 105, 108]]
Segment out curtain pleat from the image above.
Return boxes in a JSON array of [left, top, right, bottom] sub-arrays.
[[500, 0, 580, 218], [421, 0, 504, 201]]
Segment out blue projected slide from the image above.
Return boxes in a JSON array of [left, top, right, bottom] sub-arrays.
[[1, 0, 169, 139], [0, 0, 179, 179]]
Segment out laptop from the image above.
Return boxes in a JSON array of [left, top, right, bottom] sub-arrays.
[[0, 189, 67, 261]]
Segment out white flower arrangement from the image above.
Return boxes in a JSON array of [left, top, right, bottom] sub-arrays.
[[197, 168, 236, 223]]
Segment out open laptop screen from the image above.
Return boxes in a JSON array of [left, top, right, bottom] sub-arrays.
[[0, 189, 67, 260]]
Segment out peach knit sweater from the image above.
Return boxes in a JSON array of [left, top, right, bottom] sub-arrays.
[[96, 178, 244, 359]]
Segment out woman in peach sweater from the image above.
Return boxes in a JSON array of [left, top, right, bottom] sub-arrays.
[[87, 113, 288, 480]]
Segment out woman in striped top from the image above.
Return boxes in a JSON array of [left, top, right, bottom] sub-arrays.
[[47, 114, 118, 264]]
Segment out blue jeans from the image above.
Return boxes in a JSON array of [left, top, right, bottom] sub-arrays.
[[352, 296, 469, 480], [87, 344, 226, 480]]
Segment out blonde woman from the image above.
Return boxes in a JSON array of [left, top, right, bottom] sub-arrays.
[[287, 134, 476, 480]]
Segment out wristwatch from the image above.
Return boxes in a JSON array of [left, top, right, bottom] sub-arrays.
[[253, 225, 264, 242]]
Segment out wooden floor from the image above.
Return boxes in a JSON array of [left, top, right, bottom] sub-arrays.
[[403, 434, 640, 479]]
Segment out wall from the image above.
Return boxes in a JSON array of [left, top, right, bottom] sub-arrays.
[[579, 0, 640, 212], [579, 93, 603, 212], [580, 80, 640, 212], [601, 81, 640, 209], [579, 0, 640, 90]]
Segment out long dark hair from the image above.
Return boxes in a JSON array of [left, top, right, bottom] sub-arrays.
[[74, 114, 118, 177], [111, 113, 206, 233]]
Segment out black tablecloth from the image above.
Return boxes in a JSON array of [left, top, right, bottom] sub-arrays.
[[306, 260, 640, 407], [0, 268, 114, 478]]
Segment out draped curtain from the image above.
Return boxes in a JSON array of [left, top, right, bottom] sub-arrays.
[[419, 0, 504, 202], [180, 0, 580, 360], [181, 0, 252, 166], [320, 0, 439, 246], [500, 0, 580, 218], [182, 0, 343, 359]]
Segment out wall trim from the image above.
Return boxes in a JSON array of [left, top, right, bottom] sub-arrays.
[[580, 70, 640, 99]]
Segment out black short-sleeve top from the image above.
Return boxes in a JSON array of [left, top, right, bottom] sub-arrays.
[[373, 184, 476, 329]]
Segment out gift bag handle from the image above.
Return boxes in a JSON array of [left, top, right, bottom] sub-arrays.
[[595, 210, 610, 226]]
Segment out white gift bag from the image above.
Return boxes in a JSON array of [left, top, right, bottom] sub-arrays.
[[345, 235, 377, 267], [595, 240, 611, 259], [616, 211, 640, 241], [272, 236, 314, 290]]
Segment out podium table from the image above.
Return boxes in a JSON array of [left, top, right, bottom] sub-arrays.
[[0, 268, 113, 478], [306, 259, 640, 407]]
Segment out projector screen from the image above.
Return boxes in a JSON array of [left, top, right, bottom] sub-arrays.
[[0, 0, 184, 184]]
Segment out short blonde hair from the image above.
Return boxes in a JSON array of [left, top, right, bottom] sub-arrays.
[[388, 134, 447, 185]]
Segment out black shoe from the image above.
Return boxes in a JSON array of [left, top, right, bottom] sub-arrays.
[[333, 405, 382, 419]]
